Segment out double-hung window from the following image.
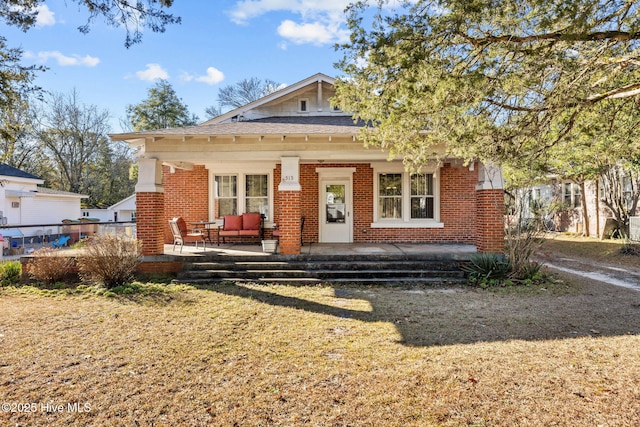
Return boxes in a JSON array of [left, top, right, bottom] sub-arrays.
[[410, 173, 435, 219], [378, 173, 402, 219], [373, 165, 441, 227], [245, 175, 269, 218], [215, 175, 237, 216], [215, 174, 270, 219], [563, 182, 581, 208]]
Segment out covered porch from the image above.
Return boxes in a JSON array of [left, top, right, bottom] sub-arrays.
[[158, 241, 477, 258]]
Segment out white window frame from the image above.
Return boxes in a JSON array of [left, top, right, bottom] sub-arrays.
[[212, 169, 274, 224], [371, 163, 443, 228], [298, 98, 309, 113], [563, 181, 582, 209], [214, 175, 238, 217]]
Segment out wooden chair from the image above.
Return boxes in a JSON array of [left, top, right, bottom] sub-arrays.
[[169, 217, 206, 253]]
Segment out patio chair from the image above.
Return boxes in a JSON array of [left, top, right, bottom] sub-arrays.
[[52, 235, 70, 248], [169, 217, 207, 253]]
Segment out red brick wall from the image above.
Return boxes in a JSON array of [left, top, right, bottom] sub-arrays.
[[274, 163, 479, 245], [163, 165, 209, 243]]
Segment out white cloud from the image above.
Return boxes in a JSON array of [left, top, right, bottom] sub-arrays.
[[195, 67, 225, 85], [135, 64, 169, 81], [228, 0, 351, 46], [179, 71, 195, 82], [35, 4, 56, 27], [277, 18, 348, 46], [29, 51, 99, 67], [229, 0, 350, 24]]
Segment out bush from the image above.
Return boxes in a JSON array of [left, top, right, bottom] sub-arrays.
[[28, 248, 77, 285], [620, 241, 640, 256], [462, 253, 511, 286], [463, 253, 545, 287], [77, 234, 142, 289], [0, 261, 22, 285]]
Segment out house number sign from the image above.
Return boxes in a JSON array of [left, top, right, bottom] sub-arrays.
[[279, 156, 301, 191]]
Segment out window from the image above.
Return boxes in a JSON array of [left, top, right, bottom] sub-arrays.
[[245, 175, 269, 218], [215, 175, 237, 216], [374, 169, 440, 226], [299, 99, 308, 112], [82, 212, 89, 217], [215, 174, 270, 219], [11, 202, 19, 208], [563, 182, 581, 208], [410, 173, 434, 219], [379, 173, 402, 219]]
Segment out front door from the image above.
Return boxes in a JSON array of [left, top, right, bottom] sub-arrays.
[[320, 180, 352, 242]]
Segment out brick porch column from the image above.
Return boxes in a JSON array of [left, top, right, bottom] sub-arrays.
[[136, 158, 165, 256], [278, 156, 302, 255], [475, 162, 505, 254], [278, 191, 302, 255], [137, 192, 165, 256]]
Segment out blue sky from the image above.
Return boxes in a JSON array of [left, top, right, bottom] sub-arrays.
[[1, 0, 362, 131]]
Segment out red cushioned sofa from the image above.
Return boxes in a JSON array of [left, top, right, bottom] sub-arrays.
[[217, 213, 264, 245]]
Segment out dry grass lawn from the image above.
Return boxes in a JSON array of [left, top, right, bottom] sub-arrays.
[[1, 239, 639, 426]]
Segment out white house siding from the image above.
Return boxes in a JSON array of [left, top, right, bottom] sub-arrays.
[[21, 196, 81, 225], [82, 209, 113, 222]]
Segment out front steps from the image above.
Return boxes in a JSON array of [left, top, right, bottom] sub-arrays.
[[173, 254, 469, 285]]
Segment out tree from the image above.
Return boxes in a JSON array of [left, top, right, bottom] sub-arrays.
[[0, 95, 40, 170], [126, 80, 199, 131], [335, 0, 640, 171], [33, 89, 135, 206], [1, 0, 180, 142], [205, 77, 283, 118], [1, 0, 180, 48]]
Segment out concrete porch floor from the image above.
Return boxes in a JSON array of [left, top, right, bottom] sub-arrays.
[[163, 242, 477, 259]]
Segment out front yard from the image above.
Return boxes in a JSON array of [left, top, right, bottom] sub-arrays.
[[1, 270, 639, 426]]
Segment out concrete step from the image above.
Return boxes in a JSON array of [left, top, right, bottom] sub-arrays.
[[183, 260, 461, 272], [174, 256, 468, 286]]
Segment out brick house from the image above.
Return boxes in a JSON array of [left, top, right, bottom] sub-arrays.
[[110, 73, 504, 256]]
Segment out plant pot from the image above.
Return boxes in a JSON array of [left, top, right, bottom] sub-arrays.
[[261, 239, 278, 254]]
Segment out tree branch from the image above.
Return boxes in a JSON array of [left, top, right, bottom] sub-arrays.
[[463, 30, 640, 47]]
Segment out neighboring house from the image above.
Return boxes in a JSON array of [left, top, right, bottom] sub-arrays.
[[110, 73, 505, 256], [108, 194, 136, 222], [82, 194, 136, 222], [0, 163, 88, 244], [522, 177, 639, 238]]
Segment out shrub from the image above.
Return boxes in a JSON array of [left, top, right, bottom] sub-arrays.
[[620, 241, 640, 256], [28, 248, 77, 285], [0, 261, 22, 285], [462, 253, 511, 286], [77, 234, 142, 289]]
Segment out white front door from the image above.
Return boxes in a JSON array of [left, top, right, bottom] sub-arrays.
[[320, 180, 352, 243]]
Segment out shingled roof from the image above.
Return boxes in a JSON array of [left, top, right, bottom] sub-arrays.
[[0, 163, 41, 180], [110, 116, 368, 140]]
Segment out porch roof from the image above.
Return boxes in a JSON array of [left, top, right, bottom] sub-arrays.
[[110, 116, 366, 141]]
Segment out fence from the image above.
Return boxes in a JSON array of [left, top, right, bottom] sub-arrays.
[[0, 221, 137, 256]]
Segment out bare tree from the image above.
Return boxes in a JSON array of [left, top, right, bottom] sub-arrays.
[[34, 89, 111, 195], [205, 78, 283, 118]]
